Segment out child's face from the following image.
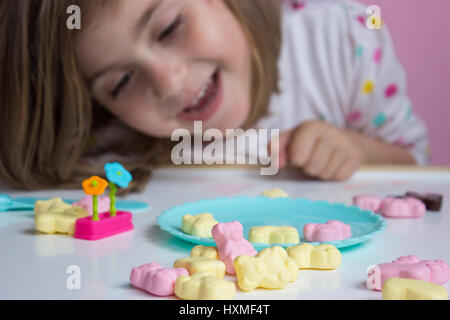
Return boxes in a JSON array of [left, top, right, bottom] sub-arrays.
[[77, 0, 252, 138]]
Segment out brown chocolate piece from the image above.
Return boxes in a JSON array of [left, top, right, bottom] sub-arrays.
[[405, 192, 443, 211], [389, 195, 407, 199]]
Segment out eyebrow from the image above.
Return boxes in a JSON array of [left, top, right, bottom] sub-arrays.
[[88, 0, 162, 85], [134, 0, 161, 37]]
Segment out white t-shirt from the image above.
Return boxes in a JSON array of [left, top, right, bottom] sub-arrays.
[[256, 0, 429, 165]]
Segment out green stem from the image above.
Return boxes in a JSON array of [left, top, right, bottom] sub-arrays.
[[92, 195, 99, 221], [109, 182, 117, 217]]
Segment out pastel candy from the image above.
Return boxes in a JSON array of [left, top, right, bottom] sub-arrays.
[[234, 246, 298, 292], [181, 213, 218, 238], [34, 198, 89, 235], [367, 255, 450, 291], [174, 271, 236, 300], [303, 220, 351, 242], [173, 257, 226, 279], [212, 221, 257, 275], [34, 198, 72, 215], [72, 195, 110, 215], [352, 195, 382, 212], [191, 245, 219, 260], [379, 197, 426, 218], [382, 278, 448, 300], [130, 263, 188, 297], [261, 188, 289, 198], [249, 226, 299, 244], [287, 244, 342, 270]]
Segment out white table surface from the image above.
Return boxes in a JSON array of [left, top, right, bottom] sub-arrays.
[[1, 167, 449, 300]]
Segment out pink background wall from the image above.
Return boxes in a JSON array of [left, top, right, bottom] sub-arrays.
[[358, 0, 450, 165]]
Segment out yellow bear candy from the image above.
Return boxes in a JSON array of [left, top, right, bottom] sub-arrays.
[[34, 198, 89, 235], [173, 257, 226, 279], [175, 272, 236, 300], [191, 245, 219, 260], [287, 244, 342, 270], [34, 198, 72, 216], [181, 213, 218, 238], [249, 226, 299, 244], [382, 278, 448, 300], [234, 246, 298, 291], [261, 188, 289, 198]]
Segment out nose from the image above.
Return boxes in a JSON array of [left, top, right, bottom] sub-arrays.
[[141, 51, 188, 101]]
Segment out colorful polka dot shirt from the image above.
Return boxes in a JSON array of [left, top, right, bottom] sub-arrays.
[[257, 0, 429, 165]]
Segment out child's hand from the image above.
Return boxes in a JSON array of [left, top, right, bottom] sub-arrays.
[[276, 121, 365, 181]]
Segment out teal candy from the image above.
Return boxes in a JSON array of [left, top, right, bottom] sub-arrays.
[[157, 196, 386, 250]]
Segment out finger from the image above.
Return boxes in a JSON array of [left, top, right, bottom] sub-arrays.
[[320, 148, 348, 180], [303, 137, 334, 177], [288, 126, 320, 167], [333, 156, 361, 181], [268, 130, 293, 169]]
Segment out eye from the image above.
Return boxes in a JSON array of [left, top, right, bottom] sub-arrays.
[[111, 70, 134, 99], [158, 15, 183, 41]]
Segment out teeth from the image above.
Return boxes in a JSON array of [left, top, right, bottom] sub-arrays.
[[190, 78, 213, 107]]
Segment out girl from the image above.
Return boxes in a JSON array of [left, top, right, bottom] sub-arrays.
[[0, 0, 428, 191]]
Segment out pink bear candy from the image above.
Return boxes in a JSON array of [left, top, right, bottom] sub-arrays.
[[378, 197, 426, 218], [130, 263, 188, 296], [73, 195, 110, 216], [367, 255, 450, 291], [212, 221, 258, 275], [353, 195, 382, 212], [303, 220, 351, 242]]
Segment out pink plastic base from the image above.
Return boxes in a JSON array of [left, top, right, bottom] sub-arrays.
[[74, 211, 133, 241]]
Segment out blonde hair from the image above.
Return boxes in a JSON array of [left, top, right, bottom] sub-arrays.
[[0, 0, 281, 192]]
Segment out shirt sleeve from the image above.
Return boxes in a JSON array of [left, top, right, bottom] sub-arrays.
[[341, 0, 430, 165]]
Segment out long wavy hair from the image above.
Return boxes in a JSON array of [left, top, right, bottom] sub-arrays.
[[0, 0, 281, 192]]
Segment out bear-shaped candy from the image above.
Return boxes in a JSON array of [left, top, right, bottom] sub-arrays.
[[367, 255, 450, 291], [130, 263, 188, 296], [261, 188, 289, 198], [378, 197, 426, 218], [212, 221, 257, 275], [352, 195, 382, 212], [382, 277, 448, 300], [191, 245, 219, 260], [173, 257, 226, 279], [181, 213, 218, 238], [287, 243, 342, 269], [34, 198, 89, 235], [72, 195, 110, 215], [303, 220, 351, 242], [233, 246, 298, 291], [175, 271, 236, 300], [249, 226, 299, 244]]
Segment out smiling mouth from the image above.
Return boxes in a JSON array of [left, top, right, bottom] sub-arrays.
[[178, 69, 222, 122]]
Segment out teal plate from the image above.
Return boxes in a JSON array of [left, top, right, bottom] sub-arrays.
[[157, 196, 386, 250]]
